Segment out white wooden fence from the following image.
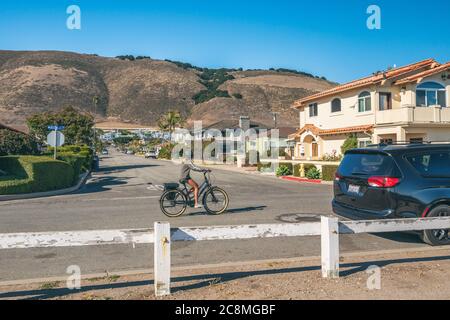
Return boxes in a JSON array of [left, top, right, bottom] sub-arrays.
[[1, 216, 450, 296]]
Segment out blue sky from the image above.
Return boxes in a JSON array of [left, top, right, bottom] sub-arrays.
[[0, 0, 449, 83]]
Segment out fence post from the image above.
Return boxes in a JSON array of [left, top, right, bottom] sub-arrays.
[[154, 222, 171, 296], [321, 216, 339, 278]]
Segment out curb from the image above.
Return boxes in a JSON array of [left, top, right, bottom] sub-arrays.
[[280, 176, 333, 185], [0, 171, 91, 202]]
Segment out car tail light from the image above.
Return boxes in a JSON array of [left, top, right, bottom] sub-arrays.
[[335, 172, 343, 181], [368, 176, 400, 188]]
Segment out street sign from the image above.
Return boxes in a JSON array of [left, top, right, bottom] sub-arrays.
[[47, 125, 65, 131], [47, 131, 65, 147]]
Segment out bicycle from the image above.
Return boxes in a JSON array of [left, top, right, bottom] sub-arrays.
[[159, 169, 229, 217]]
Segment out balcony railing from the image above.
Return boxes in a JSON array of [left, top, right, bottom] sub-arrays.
[[375, 106, 450, 125]]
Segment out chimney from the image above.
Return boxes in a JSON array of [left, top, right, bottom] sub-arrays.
[[239, 116, 250, 132]]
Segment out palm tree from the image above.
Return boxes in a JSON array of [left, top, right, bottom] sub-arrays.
[[158, 111, 184, 141]]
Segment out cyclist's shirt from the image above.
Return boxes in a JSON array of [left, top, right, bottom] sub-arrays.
[[180, 161, 203, 181]]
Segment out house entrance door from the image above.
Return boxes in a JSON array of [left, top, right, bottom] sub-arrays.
[[312, 143, 318, 158]]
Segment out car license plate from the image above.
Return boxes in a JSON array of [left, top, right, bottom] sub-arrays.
[[348, 184, 360, 194]]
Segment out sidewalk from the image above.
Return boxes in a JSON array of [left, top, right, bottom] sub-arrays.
[[2, 247, 450, 300]]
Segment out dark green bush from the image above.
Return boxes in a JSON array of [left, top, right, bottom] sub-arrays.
[[322, 165, 339, 181], [276, 165, 292, 177], [306, 167, 321, 180], [279, 162, 293, 172], [158, 144, 174, 160], [0, 129, 40, 156], [57, 153, 86, 183], [303, 164, 317, 174], [341, 134, 358, 154], [0, 156, 74, 195]]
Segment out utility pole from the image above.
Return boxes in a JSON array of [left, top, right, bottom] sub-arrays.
[[271, 112, 279, 129], [92, 96, 99, 153]]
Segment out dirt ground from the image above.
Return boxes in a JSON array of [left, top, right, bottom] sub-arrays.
[[2, 248, 450, 300]]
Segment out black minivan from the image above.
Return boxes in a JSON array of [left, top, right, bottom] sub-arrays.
[[332, 143, 450, 246]]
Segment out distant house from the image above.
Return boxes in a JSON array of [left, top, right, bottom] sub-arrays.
[[289, 59, 450, 160]]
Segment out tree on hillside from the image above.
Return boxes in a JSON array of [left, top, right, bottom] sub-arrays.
[[157, 111, 184, 141], [27, 106, 95, 145]]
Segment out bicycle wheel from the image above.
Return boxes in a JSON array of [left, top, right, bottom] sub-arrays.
[[160, 190, 187, 217], [203, 187, 229, 215]]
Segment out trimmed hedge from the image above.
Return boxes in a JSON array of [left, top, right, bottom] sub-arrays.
[[0, 156, 74, 195], [322, 165, 339, 181], [293, 164, 301, 177], [47, 145, 93, 172], [57, 153, 86, 183]]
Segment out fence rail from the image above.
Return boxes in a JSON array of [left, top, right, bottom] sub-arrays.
[[1, 216, 450, 296]]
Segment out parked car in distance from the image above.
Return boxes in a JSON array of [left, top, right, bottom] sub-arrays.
[[126, 150, 134, 155], [332, 142, 450, 246], [101, 149, 108, 155], [145, 150, 157, 159]]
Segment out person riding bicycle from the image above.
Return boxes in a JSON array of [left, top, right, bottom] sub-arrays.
[[180, 159, 210, 208]]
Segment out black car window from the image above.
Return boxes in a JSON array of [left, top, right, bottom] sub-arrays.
[[406, 151, 450, 178], [339, 152, 399, 176]]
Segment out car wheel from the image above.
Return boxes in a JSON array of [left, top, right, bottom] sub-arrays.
[[422, 205, 450, 246]]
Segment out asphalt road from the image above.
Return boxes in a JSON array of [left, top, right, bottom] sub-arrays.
[[0, 150, 427, 282]]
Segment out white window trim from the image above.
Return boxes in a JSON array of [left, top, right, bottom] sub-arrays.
[[358, 92, 372, 113]]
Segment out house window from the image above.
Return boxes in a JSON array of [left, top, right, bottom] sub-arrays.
[[410, 138, 424, 144], [331, 98, 341, 113], [416, 82, 446, 107], [309, 103, 318, 117], [358, 139, 373, 148], [358, 91, 372, 112], [380, 138, 393, 145], [379, 92, 392, 110]]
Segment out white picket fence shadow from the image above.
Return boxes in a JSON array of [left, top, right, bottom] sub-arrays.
[[1, 216, 450, 296]]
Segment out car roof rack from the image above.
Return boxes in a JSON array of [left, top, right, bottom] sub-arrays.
[[367, 141, 450, 148]]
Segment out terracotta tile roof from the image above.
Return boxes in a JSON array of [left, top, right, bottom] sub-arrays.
[[288, 124, 321, 139], [395, 62, 450, 85], [288, 124, 373, 139], [293, 58, 437, 108], [318, 124, 373, 136]]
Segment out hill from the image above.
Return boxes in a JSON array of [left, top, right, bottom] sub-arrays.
[[0, 50, 337, 129]]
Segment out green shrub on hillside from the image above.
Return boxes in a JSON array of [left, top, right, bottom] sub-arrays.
[[0, 156, 74, 195]]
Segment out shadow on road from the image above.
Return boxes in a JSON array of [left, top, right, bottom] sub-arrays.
[[98, 164, 159, 174], [3, 254, 449, 299], [74, 176, 131, 194], [187, 205, 267, 216]]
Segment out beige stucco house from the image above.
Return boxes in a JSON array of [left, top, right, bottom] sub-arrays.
[[288, 59, 450, 160]]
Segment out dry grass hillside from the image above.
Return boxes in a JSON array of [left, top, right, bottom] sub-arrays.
[[0, 50, 336, 128]]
